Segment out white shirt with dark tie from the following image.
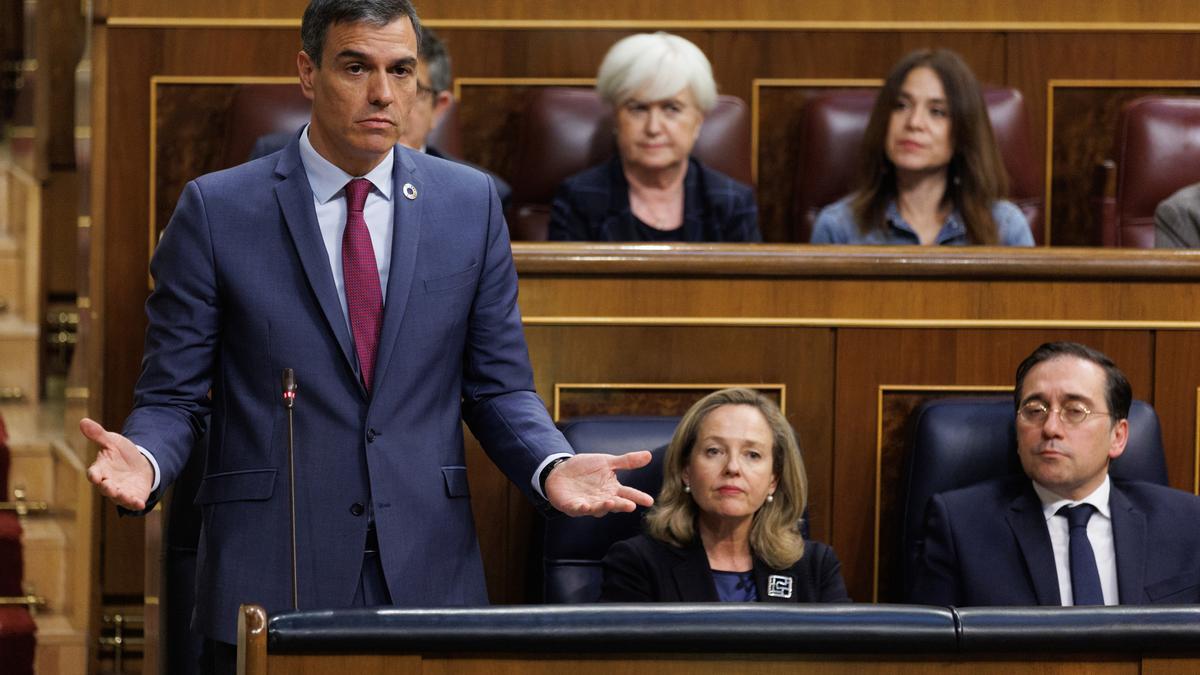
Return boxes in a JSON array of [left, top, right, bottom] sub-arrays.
[[1034, 476, 1118, 605]]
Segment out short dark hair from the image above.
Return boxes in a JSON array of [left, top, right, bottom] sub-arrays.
[[1014, 341, 1132, 421], [419, 27, 451, 94], [301, 0, 422, 68]]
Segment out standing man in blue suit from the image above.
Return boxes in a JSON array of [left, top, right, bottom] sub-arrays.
[[912, 342, 1200, 606], [79, 0, 652, 669]]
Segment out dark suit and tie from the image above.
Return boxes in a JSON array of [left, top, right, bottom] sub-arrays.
[[911, 475, 1200, 606], [911, 342, 1200, 608], [82, 7, 652, 662], [120, 133, 569, 644]]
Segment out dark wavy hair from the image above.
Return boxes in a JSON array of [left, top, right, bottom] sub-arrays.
[[301, 0, 422, 68], [851, 49, 1008, 244]]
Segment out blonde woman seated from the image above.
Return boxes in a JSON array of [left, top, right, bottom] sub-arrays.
[[601, 388, 849, 602], [810, 49, 1033, 246], [548, 32, 760, 242]]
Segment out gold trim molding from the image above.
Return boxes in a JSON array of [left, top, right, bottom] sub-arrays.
[[1044, 79, 1200, 244], [750, 78, 882, 186], [103, 17, 1200, 33], [552, 382, 786, 422], [872, 384, 1010, 601], [148, 75, 303, 284], [1194, 387, 1200, 495], [523, 316, 1200, 330], [452, 77, 596, 102]]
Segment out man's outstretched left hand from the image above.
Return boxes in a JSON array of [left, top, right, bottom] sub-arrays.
[[545, 451, 655, 517]]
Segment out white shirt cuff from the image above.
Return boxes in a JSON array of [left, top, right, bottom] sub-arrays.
[[135, 444, 162, 493], [531, 452, 573, 500]]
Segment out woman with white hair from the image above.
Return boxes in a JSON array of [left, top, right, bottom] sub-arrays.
[[548, 33, 761, 242]]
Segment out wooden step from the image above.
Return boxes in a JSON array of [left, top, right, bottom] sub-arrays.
[[32, 613, 88, 675], [7, 439, 53, 504], [0, 315, 37, 404], [0, 235, 17, 315], [20, 517, 66, 611]]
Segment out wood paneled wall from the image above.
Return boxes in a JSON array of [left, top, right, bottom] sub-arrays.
[[507, 245, 1200, 603], [95, 0, 1200, 23], [87, 2, 1200, 604]]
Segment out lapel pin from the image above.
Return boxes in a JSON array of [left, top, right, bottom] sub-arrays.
[[403, 183, 418, 200], [767, 574, 793, 599]]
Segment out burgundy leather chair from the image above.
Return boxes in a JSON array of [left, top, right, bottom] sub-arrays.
[[793, 87, 1043, 244], [508, 87, 752, 241], [1104, 96, 1200, 248], [220, 83, 462, 167], [0, 415, 33, 675]]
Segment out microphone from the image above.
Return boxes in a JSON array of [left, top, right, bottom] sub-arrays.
[[282, 368, 299, 610]]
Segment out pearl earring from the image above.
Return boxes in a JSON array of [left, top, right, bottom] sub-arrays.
[[683, 484, 691, 493], [766, 493, 774, 503]]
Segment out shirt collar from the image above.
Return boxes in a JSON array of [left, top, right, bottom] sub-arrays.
[[298, 124, 395, 204], [1034, 474, 1112, 521], [885, 200, 967, 244]]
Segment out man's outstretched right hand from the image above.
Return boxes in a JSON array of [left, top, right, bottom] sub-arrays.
[[81, 418, 154, 511]]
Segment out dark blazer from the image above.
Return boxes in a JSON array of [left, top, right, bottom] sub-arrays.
[[1154, 181, 1200, 248], [249, 131, 512, 209], [601, 533, 850, 603], [124, 136, 570, 643], [911, 475, 1200, 606], [549, 156, 761, 242]]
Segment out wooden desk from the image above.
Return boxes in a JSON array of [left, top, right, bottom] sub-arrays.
[[463, 244, 1200, 604], [237, 603, 1200, 675]]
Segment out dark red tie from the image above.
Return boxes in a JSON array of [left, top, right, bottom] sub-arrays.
[[342, 178, 382, 391]]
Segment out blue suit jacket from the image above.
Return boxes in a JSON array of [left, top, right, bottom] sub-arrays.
[[911, 475, 1200, 606], [123, 137, 570, 643]]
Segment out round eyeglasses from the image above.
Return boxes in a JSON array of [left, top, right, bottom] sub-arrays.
[[1017, 401, 1113, 426]]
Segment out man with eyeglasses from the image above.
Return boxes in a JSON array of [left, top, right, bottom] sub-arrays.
[[399, 27, 512, 209], [911, 341, 1200, 606]]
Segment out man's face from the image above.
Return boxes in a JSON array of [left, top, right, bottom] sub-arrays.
[[297, 16, 417, 175], [399, 60, 453, 150], [1016, 355, 1128, 500]]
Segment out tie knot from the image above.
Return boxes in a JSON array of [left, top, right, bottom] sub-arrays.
[[345, 178, 371, 213], [1059, 503, 1096, 529]]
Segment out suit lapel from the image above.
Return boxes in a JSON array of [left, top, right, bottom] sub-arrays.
[[1005, 487, 1062, 605], [370, 146, 423, 397], [671, 540, 718, 601], [273, 145, 358, 381], [1109, 484, 1147, 604], [752, 558, 794, 603]]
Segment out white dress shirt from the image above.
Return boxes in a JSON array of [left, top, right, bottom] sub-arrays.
[[297, 125, 394, 332], [1033, 476, 1119, 605]]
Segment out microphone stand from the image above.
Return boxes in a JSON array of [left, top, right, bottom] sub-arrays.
[[282, 368, 299, 610]]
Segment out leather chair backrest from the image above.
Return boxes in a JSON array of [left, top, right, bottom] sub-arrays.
[[509, 87, 752, 241], [221, 84, 463, 167], [543, 416, 679, 603], [1109, 96, 1200, 248], [794, 87, 1043, 243], [222, 84, 312, 168], [900, 397, 1167, 600]]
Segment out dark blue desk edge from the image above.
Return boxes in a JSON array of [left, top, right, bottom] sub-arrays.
[[264, 603, 1200, 654]]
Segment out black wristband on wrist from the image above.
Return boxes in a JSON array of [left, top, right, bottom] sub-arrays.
[[539, 456, 571, 494]]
